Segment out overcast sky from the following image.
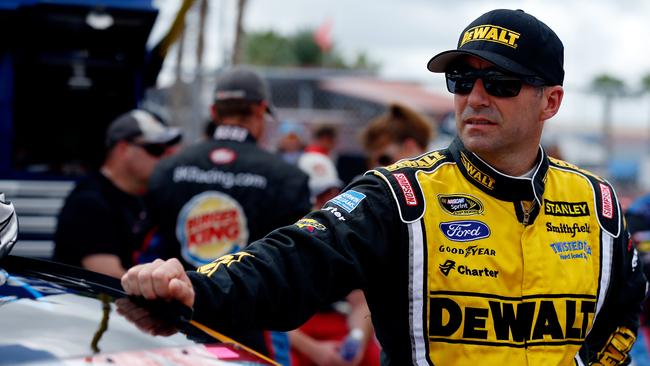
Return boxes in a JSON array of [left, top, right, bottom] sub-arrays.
[[152, 0, 650, 129]]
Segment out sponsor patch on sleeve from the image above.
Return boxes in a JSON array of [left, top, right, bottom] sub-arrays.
[[599, 183, 614, 219], [328, 190, 366, 213], [393, 173, 417, 206]]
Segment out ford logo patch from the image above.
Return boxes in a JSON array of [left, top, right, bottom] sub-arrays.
[[439, 220, 490, 242]]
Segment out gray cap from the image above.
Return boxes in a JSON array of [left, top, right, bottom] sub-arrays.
[[105, 109, 182, 148], [214, 66, 275, 117]]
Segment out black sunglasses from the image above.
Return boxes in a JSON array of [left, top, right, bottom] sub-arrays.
[[445, 67, 546, 97], [130, 142, 168, 157]]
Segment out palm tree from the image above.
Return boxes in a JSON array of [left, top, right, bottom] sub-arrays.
[[590, 74, 626, 160]]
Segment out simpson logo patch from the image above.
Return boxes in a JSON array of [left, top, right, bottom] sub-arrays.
[[599, 183, 614, 219], [393, 173, 417, 206], [328, 190, 366, 213], [438, 194, 484, 216], [460, 24, 520, 49], [176, 191, 248, 267]]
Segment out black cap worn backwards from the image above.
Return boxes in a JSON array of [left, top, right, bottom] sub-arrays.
[[427, 9, 564, 86], [213, 66, 275, 117]]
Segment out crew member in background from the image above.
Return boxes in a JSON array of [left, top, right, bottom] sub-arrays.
[[54, 109, 181, 278], [360, 102, 434, 168], [140, 65, 311, 358]]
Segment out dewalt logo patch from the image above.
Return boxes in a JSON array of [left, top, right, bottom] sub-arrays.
[[461, 153, 495, 190], [460, 25, 520, 49]]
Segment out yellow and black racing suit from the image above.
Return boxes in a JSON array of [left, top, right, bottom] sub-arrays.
[[188, 138, 647, 365]]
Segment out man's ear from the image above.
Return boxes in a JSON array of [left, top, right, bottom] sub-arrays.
[[540, 86, 564, 121]]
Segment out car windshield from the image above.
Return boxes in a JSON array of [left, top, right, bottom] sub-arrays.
[[0, 255, 276, 365]]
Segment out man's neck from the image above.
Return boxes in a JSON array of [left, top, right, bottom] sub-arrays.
[[100, 166, 144, 195], [474, 148, 540, 177]]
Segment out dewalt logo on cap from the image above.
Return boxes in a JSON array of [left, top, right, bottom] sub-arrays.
[[460, 24, 520, 49]]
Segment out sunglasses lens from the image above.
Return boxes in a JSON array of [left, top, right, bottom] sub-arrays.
[[142, 144, 166, 157], [446, 76, 476, 95], [445, 68, 525, 97], [483, 74, 523, 97]]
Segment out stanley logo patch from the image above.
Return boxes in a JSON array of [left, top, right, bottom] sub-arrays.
[[460, 24, 520, 49]]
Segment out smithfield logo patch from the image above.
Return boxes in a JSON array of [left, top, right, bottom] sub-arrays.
[[439, 220, 490, 242], [438, 194, 484, 216], [460, 24, 520, 49]]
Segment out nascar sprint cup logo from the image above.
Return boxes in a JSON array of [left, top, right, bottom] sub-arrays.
[[438, 194, 484, 216], [440, 220, 490, 242]]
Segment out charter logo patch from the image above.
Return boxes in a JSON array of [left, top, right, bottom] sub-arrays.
[[438, 259, 499, 278], [440, 220, 490, 242], [439, 259, 456, 276], [322, 206, 346, 221], [460, 153, 495, 190], [544, 199, 589, 217], [385, 151, 445, 171], [176, 191, 248, 267], [438, 194, 484, 216], [295, 218, 327, 232], [328, 190, 366, 213], [599, 183, 614, 219], [460, 24, 520, 49], [393, 173, 417, 206], [549, 240, 592, 261]]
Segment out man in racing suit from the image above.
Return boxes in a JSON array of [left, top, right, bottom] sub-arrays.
[[121, 9, 647, 365]]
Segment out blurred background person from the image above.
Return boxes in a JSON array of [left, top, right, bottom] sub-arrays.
[[291, 150, 380, 366], [305, 124, 338, 158], [276, 121, 308, 165], [53, 109, 182, 278], [360, 102, 434, 168], [141, 66, 311, 358]]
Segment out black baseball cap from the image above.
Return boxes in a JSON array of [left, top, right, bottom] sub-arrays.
[[105, 109, 182, 148], [427, 9, 564, 86], [213, 66, 275, 117]]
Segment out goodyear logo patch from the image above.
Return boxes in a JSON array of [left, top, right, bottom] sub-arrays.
[[328, 190, 366, 213], [177, 191, 249, 267], [460, 153, 495, 190], [544, 199, 590, 217], [385, 151, 445, 171], [428, 293, 596, 346], [440, 220, 490, 242], [438, 194, 484, 216], [295, 218, 327, 232], [460, 24, 520, 49], [549, 241, 592, 261]]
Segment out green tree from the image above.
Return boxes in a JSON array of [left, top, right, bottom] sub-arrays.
[[590, 74, 627, 159], [243, 30, 297, 66], [242, 29, 379, 71]]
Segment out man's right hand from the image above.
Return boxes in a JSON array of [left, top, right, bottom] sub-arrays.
[[121, 258, 195, 308]]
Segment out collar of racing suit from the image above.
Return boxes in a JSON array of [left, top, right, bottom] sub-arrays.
[[212, 125, 257, 144], [448, 137, 549, 206]]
